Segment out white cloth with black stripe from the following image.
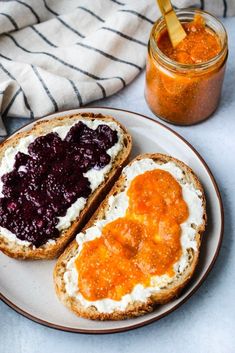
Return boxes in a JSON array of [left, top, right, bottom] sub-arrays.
[[0, 0, 233, 136], [0, 0, 158, 136]]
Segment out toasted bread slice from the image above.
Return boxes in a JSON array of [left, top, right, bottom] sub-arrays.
[[54, 153, 206, 320], [0, 113, 132, 260]]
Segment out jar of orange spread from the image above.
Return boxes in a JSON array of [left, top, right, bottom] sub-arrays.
[[145, 10, 228, 125]]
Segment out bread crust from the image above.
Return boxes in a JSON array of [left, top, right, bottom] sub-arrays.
[[54, 153, 207, 320], [0, 113, 132, 260]]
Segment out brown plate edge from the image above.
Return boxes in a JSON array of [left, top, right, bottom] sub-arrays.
[[0, 107, 224, 334]]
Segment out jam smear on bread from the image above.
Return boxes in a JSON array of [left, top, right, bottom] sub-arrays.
[[0, 122, 118, 247], [75, 169, 189, 301]]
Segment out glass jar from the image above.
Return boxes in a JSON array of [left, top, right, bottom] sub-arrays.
[[145, 9, 228, 125]]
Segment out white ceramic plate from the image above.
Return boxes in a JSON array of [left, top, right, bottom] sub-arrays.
[[0, 108, 223, 334]]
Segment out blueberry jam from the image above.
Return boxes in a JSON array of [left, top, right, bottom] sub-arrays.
[[0, 122, 118, 247]]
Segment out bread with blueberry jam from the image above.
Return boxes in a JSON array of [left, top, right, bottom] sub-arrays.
[[0, 113, 132, 259]]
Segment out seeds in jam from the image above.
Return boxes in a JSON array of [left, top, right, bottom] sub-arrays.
[[75, 169, 189, 301], [0, 122, 118, 247]]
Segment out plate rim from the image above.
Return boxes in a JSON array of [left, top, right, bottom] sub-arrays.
[[0, 107, 224, 334]]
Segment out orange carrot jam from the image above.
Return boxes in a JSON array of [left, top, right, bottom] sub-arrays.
[[75, 170, 189, 301], [145, 12, 227, 125], [158, 15, 221, 64]]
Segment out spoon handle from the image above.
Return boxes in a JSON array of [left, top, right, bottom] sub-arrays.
[[157, 0, 186, 48]]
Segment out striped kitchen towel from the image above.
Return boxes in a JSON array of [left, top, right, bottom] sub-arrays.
[[0, 0, 157, 136], [0, 0, 233, 136]]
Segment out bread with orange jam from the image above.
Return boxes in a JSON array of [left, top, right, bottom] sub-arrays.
[[0, 113, 132, 260], [54, 153, 206, 320]]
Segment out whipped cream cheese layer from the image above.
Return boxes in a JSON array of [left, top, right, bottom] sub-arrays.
[[0, 119, 123, 247], [64, 158, 204, 314]]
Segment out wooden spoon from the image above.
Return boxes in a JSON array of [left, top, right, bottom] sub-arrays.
[[157, 0, 186, 48]]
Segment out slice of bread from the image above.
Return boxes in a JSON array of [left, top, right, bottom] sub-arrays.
[[54, 153, 207, 320], [0, 113, 132, 260]]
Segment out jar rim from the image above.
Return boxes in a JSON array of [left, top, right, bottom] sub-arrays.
[[150, 8, 228, 71]]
